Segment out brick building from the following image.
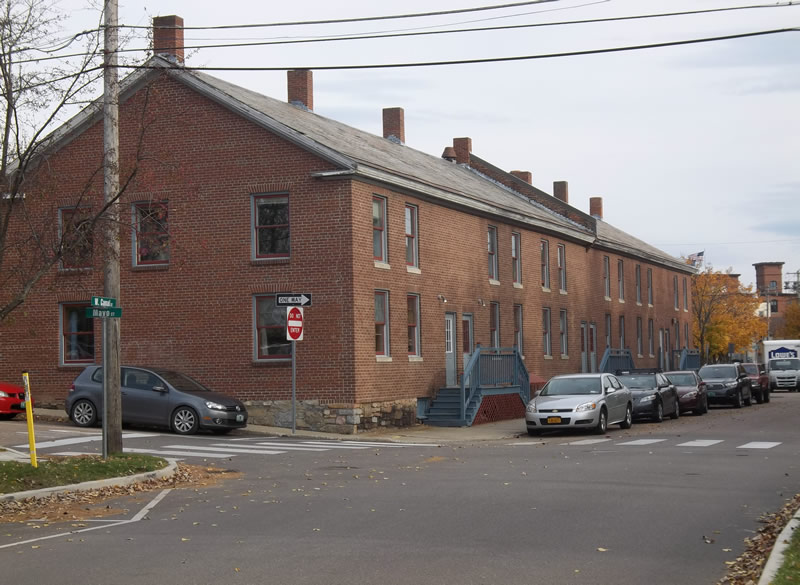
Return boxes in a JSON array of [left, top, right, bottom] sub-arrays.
[[754, 262, 799, 337], [0, 16, 694, 433]]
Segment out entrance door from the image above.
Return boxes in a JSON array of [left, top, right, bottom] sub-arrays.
[[445, 313, 457, 387], [580, 321, 588, 373], [462, 314, 474, 385], [664, 330, 672, 370], [589, 322, 598, 373]]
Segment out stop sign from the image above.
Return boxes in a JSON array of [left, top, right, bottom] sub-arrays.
[[286, 306, 304, 341]]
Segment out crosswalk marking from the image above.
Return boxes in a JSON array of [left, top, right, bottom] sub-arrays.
[[618, 439, 668, 446], [14, 432, 152, 449], [677, 440, 724, 447], [252, 442, 335, 451], [737, 442, 782, 449], [123, 447, 234, 459], [163, 445, 287, 455], [561, 438, 613, 446]]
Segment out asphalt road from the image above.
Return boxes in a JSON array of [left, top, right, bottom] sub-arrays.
[[2, 393, 800, 585]]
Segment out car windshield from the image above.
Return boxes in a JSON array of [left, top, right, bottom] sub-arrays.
[[742, 364, 759, 375], [666, 373, 695, 386], [616, 374, 655, 389], [541, 377, 602, 396], [153, 370, 211, 393], [699, 365, 735, 379], [770, 358, 800, 371]]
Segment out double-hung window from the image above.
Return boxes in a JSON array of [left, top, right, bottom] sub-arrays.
[[674, 276, 679, 310], [133, 201, 169, 266], [605, 314, 612, 348], [647, 268, 654, 305], [405, 204, 418, 268], [635, 264, 642, 304], [682, 277, 688, 310], [373, 196, 387, 263], [618, 315, 626, 349], [541, 239, 550, 289], [648, 319, 655, 355], [59, 208, 93, 269], [617, 260, 625, 301], [542, 308, 552, 356], [684, 323, 689, 349], [253, 194, 289, 259], [61, 303, 95, 364], [254, 295, 291, 360], [511, 232, 521, 285], [375, 291, 390, 356], [637, 317, 643, 356], [559, 309, 568, 356], [488, 226, 498, 280], [407, 294, 420, 356], [602, 256, 610, 298], [513, 304, 523, 353], [557, 244, 566, 292], [490, 302, 500, 347]]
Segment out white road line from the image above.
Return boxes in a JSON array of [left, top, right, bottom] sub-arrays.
[[676, 440, 724, 447], [14, 432, 152, 450], [561, 438, 613, 446], [507, 442, 547, 446], [248, 442, 330, 452], [123, 447, 233, 458], [617, 439, 668, 446], [737, 442, 782, 449], [297, 441, 372, 449], [162, 445, 287, 455]]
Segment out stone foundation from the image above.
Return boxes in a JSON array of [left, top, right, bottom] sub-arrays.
[[244, 398, 418, 434]]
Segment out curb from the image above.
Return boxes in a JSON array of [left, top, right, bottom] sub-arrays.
[[0, 458, 178, 502], [758, 508, 800, 585]]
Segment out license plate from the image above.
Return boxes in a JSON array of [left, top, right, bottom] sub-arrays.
[[546, 416, 562, 424], [19, 401, 25, 409], [236, 414, 244, 422]]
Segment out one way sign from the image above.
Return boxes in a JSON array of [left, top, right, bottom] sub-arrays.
[[276, 293, 312, 307]]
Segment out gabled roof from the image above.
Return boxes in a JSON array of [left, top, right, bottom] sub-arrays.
[[48, 56, 691, 272]]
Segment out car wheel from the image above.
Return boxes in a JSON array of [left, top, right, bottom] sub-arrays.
[[670, 398, 680, 420], [732, 391, 743, 409], [754, 389, 763, 404], [653, 401, 664, 423], [764, 389, 771, 403], [71, 399, 98, 427], [695, 396, 708, 415], [593, 408, 608, 435], [619, 404, 633, 429], [171, 406, 199, 435], [744, 391, 752, 407]]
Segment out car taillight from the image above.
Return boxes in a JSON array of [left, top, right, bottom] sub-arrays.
[[69, 383, 75, 393]]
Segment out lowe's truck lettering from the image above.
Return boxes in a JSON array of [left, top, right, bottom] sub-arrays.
[[758, 339, 800, 392]]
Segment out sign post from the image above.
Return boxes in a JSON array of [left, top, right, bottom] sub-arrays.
[[21, 371, 37, 468], [286, 305, 305, 435], [89, 296, 122, 459]]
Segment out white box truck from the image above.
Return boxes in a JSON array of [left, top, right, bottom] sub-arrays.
[[758, 340, 800, 392]]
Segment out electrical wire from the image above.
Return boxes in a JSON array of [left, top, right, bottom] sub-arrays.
[[109, 27, 799, 72]]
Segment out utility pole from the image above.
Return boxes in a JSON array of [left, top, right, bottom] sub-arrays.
[[103, 0, 122, 455]]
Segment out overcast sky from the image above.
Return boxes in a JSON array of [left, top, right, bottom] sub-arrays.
[[64, 0, 800, 289]]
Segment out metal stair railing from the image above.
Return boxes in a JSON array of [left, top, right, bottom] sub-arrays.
[[460, 345, 529, 423]]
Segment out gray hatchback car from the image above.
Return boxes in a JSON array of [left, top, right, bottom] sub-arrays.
[[66, 366, 248, 434]]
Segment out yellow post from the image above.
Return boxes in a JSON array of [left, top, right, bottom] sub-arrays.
[[21, 371, 37, 468]]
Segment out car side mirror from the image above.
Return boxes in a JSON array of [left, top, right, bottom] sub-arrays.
[[606, 387, 616, 394], [760, 370, 765, 375], [152, 385, 167, 393]]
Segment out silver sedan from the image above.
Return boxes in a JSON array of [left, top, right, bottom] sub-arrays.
[[525, 373, 633, 436]]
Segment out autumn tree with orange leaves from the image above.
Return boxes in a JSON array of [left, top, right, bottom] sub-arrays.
[[778, 301, 800, 338], [692, 267, 766, 362]]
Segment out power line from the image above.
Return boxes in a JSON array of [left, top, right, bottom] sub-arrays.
[[125, 0, 562, 31], [111, 27, 799, 72]]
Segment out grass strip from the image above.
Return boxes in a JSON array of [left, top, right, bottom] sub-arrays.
[[0, 454, 168, 494], [771, 520, 800, 584]]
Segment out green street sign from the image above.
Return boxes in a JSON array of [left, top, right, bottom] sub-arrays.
[[86, 307, 122, 319], [91, 296, 117, 308]]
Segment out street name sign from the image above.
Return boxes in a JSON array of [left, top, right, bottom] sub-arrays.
[[91, 296, 117, 308], [86, 307, 123, 319], [287, 307, 304, 341], [276, 293, 312, 307]]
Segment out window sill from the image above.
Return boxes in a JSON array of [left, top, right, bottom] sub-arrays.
[[58, 267, 92, 275], [132, 263, 169, 272], [376, 356, 392, 363], [408, 356, 423, 362], [637, 354, 644, 359], [513, 282, 523, 289], [559, 289, 567, 295], [648, 303, 654, 308], [489, 279, 501, 286], [59, 362, 94, 369], [544, 355, 553, 360], [636, 302, 642, 307], [683, 309, 688, 313], [406, 266, 421, 274], [542, 287, 551, 293], [374, 261, 391, 270], [618, 299, 625, 304], [252, 358, 292, 366], [560, 354, 569, 360], [252, 257, 290, 266], [674, 307, 680, 312], [604, 296, 612, 302]]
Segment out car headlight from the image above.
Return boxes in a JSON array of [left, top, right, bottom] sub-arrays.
[[526, 402, 537, 413], [682, 391, 697, 399], [575, 401, 597, 412], [724, 381, 738, 388], [205, 401, 225, 411], [0, 391, 8, 397], [639, 394, 656, 402]]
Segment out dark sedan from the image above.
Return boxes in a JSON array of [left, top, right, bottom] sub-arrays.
[[616, 371, 680, 422], [665, 370, 708, 415], [66, 366, 248, 434], [697, 363, 752, 408]]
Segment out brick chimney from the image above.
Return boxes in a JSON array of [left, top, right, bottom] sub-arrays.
[[288, 69, 313, 111], [589, 196, 603, 219], [153, 15, 184, 64], [553, 181, 569, 204], [511, 171, 532, 184], [382, 107, 405, 144], [453, 137, 472, 165]]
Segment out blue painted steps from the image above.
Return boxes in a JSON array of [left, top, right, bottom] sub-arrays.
[[423, 387, 480, 427]]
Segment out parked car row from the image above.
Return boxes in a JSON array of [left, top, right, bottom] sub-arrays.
[[525, 362, 770, 436]]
